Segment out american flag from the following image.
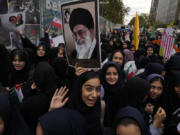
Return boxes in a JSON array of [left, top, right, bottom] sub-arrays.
[[160, 35, 174, 59]]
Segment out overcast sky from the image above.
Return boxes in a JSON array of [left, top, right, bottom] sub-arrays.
[[123, 0, 152, 25]]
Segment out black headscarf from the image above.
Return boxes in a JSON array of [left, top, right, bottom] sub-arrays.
[[33, 62, 57, 97], [163, 71, 180, 135], [100, 62, 124, 126], [114, 77, 150, 111], [138, 62, 165, 79], [51, 57, 69, 87], [20, 62, 57, 130], [8, 49, 31, 88], [0, 44, 9, 86], [113, 106, 151, 135], [145, 74, 164, 105], [67, 71, 102, 135], [39, 108, 86, 135], [0, 94, 33, 135], [35, 44, 49, 64], [161, 55, 180, 115], [100, 62, 124, 96]]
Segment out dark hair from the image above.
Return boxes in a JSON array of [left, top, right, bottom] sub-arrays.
[[9, 16, 16, 22], [149, 77, 164, 88], [37, 44, 47, 52], [11, 49, 29, 63], [146, 45, 154, 51], [109, 50, 124, 61], [69, 8, 94, 32], [65, 10, 70, 15], [116, 117, 140, 128], [80, 71, 100, 87], [109, 50, 125, 68], [58, 43, 65, 48]]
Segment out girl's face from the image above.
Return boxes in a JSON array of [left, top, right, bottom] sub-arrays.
[[116, 124, 141, 135], [37, 46, 46, 57], [147, 47, 154, 56], [105, 66, 119, 85], [174, 84, 180, 98], [149, 80, 163, 99], [112, 52, 124, 66], [58, 46, 65, 58], [122, 43, 128, 49], [81, 78, 101, 107], [0, 116, 5, 135], [109, 40, 114, 46], [12, 55, 26, 71], [130, 47, 136, 54]]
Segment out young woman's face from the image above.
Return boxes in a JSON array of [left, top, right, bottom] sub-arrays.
[[37, 46, 46, 57], [0, 116, 5, 135], [149, 80, 163, 99], [122, 43, 128, 49], [58, 46, 65, 58], [174, 84, 180, 98], [146, 47, 154, 56], [116, 124, 141, 135], [109, 40, 114, 46], [81, 78, 101, 107], [105, 66, 119, 85], [12, 55, 26, 71], [130, 47, 136, 54], [112, 52, 124, 66]]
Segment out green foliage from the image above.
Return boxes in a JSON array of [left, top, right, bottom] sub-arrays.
[[128, 13, 149, 27], [99, 0, 130, 24]]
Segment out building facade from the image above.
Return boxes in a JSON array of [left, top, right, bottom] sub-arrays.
[[153, 0, 180, 26]]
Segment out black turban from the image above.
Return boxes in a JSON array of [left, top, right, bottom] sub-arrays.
[[69, 8, 94, 32]]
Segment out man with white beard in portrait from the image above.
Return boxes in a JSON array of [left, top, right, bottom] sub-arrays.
[[69, 8, 97, 59]]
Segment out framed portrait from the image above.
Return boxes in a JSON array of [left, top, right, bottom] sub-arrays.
[[61, 0, 101, 68]]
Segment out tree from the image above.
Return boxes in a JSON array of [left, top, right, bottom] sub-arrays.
[[128, 13, 149, 27], [99, 0, 130, 24]]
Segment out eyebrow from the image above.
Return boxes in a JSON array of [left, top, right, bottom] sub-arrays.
[[84, 84, 100, 87]]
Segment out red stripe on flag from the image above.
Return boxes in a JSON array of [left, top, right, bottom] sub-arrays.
[[160, 35, 174, 59]]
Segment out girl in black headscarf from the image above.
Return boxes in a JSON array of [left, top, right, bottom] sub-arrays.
[[49, 71, 102, 135], [36, 108, 86, 135], [144, 74, 164, 113], [137, 62, 165, 79], [20, 62, 57, 130], [144, 74, 166, 132], [115, 77, 150, 110], [8, 49, 31, 88], [19, 31, 50, 65], [100, 62, 124, 126], [163, 71, 180, 135], [0, 94, 33, 135], [113, 106, 151, 135], [109, 50, 125, 69], [111, 77, 151, 126]]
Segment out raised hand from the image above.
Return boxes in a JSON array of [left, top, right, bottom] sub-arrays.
[[49, 86, 69, 111], [75, 63, 88, 76], [153, 107, 166, 128]]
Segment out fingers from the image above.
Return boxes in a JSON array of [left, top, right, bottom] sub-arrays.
[[62, 97, 69, 105], [57, 86, 65, 96], [61, 88, 69, 98], [53, 89, 59, 97], [55, 86, 69, 99]]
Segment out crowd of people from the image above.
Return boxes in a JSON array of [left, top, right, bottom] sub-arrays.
[[0, 28, 180, 135]]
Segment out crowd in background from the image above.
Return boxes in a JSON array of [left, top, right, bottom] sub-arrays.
[[0, 28, 180, 135]]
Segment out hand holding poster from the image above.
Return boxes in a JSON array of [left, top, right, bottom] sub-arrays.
[[61, 0, 101, 68]]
